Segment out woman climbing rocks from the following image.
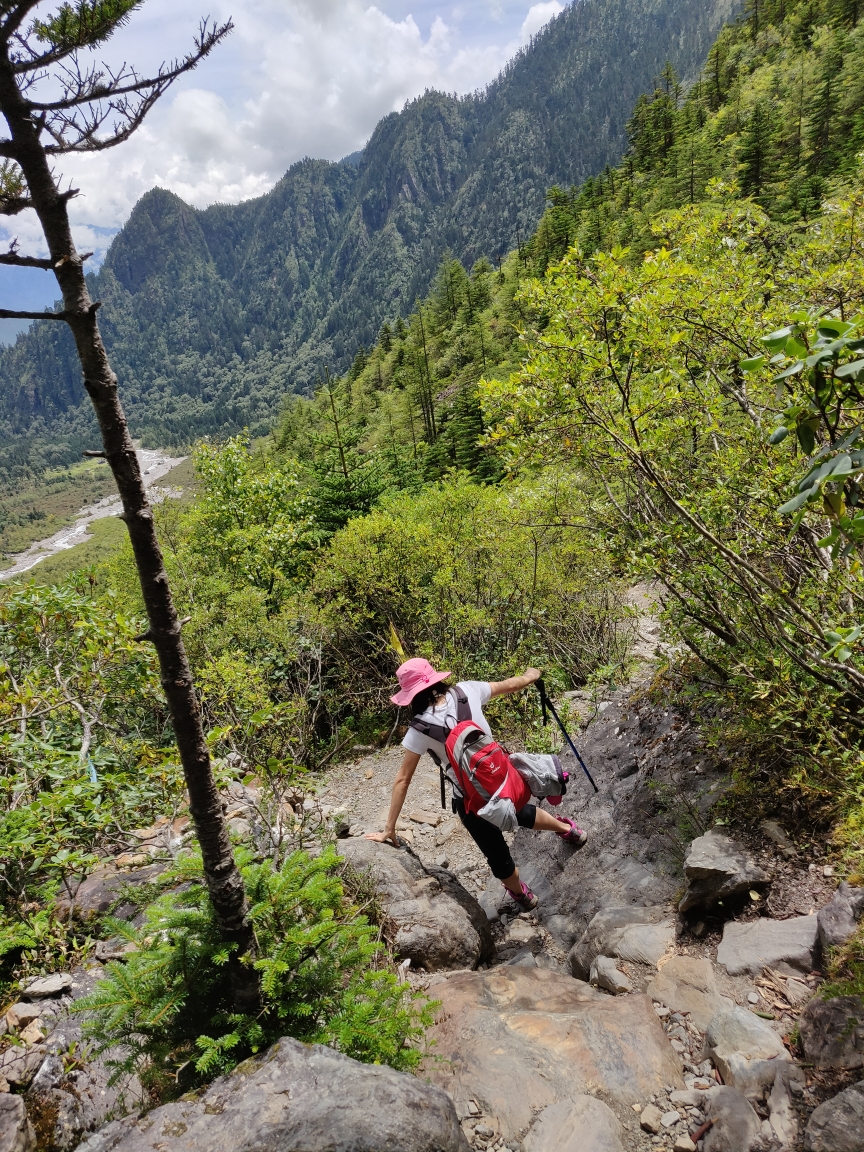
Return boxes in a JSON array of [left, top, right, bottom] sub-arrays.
[[366, 658, 587, 911]]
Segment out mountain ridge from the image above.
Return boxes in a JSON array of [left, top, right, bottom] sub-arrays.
[[0, 0, 739, 482]]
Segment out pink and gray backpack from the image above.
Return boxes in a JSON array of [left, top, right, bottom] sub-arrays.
[[444, 720, 531, 818]]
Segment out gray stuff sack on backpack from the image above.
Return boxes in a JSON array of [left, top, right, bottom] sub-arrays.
[[510, 752, 565, 798]]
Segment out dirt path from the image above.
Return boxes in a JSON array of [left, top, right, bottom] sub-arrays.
[[0, 449, 185, 581]]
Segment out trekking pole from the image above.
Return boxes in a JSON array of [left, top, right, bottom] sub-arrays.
[[537, 679, 599, 793]]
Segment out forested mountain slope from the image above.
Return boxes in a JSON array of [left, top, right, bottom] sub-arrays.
[[0, 0, 737, 483], [523, 0, 864, 271]]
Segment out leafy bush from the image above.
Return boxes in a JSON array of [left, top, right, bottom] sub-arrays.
[[75, 847, 434, 1097], [314, 471, 636, 718], [0, 582, 184, 915], [482, 177, 864, 843]]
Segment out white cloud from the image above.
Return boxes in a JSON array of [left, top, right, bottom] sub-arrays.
[[0, 1, 567, 264], [521, 2, 564, 41]]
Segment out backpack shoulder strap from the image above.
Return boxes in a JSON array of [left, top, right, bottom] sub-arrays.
[[407, 687, 471, 805], [453, 687, 470, 723], [407, 686, 469, 746]]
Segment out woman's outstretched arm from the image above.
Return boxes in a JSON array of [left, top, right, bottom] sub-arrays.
[[365, 749, 422, 846], [489, 667, 542, 698]]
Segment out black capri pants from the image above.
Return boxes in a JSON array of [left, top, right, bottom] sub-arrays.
[[452, 796, 536, 880]]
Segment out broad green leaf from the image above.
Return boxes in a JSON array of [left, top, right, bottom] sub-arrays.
[[778, 490, 812, 515], [798, 459, 834, 491], [740, 356, 765, 373], [830, 454, 854, 477], [773, 360, 804, 381], [767, 426, 789, 444], [796, 421, 817, 455], [818, 319, 854, 338], [762, 326, 794, 351], [835, 359, 864, 379]]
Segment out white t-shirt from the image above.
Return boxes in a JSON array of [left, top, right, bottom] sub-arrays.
[[402, 681, 492, 769]]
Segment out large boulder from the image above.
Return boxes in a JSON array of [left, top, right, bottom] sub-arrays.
[[679, 830, 769, 914], [818, 883, 864, 952], [568, 905, 675, 980], [0, 1095, 35, 1152], [804, 1079, 864, 1152], [55, 862, 168, 920], [423, 966, 684, 1143], [646, 955, 730, 1031], [716, 915, 819, 976], [338, 838, 493, 970], [703, 1003, 790, 1099], [702, 1086, 762, 1152], [77, 1037, 468, 1152], [799, 995, 864, 1070], [523, 1099, 624, 1152]]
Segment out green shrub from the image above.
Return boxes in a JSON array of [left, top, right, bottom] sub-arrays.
[[315, 470, 636, 699], [75, 847, 434, 1098]]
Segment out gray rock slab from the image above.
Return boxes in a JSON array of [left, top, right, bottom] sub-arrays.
[[77, 1036, 468, 1152], [19, 974, 73, 1000], [0, 1095, 35, 1152], [704, 1003, 789, 1099], [590, 955, 632, 995], [338, 838, 493, 970], [702, 1086, 762, 1152], [478, 888, 502, 922], [646, 955, 730, 1031], [423, 966, 684, 1140], [524, 1098, 624, 1152], [799, 995, 864, 1070], [680, 830, 769, 914], [716, 915, 818, 976], [768, 1071, 799, 1148], [543, 914, 582, 950], [504, 947, 537, 967], [568, 905, 674, 980], [818, 883, 864, 952], [804, 1079, 864, 1152], [759, 820, 795, 853]]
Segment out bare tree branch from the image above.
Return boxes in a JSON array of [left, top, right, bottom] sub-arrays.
[[0, 305, 68, 318], [0, 248, 53, 267]]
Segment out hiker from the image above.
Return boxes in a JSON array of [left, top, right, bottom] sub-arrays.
[[366, 658, 587, 911]]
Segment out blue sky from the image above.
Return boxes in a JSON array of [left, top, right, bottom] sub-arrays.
[[0, 1, 565, 339]]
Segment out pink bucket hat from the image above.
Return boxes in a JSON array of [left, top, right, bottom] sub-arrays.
[[390, 658, 451, 707]]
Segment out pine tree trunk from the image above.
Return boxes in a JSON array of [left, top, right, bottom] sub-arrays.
[[0, 56, 257, 1005]]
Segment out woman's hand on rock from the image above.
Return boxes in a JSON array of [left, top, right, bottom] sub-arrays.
[[365, 828, 402, 847]]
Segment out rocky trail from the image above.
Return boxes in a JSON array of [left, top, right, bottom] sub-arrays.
[[2, 604, 863, 1152]]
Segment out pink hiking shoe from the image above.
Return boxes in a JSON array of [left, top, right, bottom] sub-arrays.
[[506, 881, 538, 911], [557, 816, 588, 848]]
